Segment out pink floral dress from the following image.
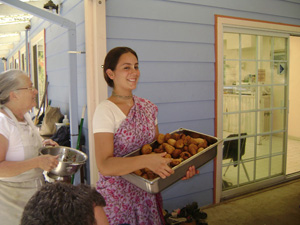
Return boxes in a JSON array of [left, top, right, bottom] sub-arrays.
[[96, 96, 164, 225]]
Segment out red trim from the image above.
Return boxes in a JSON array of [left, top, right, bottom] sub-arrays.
[[213, 14, 219, 205], [215, 14, 300, 28]]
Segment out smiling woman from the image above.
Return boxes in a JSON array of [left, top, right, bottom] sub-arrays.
[[92, 47, 198, 225], [0, 69, 59, 225]]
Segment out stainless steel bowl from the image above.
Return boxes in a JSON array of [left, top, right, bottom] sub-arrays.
[[39, 146, 88, 177]]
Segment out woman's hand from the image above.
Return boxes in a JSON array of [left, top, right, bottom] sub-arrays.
[[42, 139, 59, 147], [145, 152, 174, 179], [181, 165, 199, 180], [38, 155, 59, 171]]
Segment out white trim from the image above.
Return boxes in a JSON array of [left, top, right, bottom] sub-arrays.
[[84, 0, 107, 186], [215, 16, 300, 203]]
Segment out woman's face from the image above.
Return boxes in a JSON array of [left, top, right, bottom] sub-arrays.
[[16, 75, 38, 110], [107, 52, 140, 92]]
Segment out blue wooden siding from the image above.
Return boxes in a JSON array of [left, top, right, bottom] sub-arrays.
[[106, 0, 300, 210]]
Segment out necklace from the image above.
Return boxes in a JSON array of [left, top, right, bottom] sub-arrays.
[[112, 90, 133, 99]]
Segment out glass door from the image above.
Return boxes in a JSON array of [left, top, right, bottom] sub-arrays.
[[222, 32, 288, 190]]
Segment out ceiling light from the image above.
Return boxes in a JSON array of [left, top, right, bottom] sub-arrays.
[[43, 0, 59, 14]]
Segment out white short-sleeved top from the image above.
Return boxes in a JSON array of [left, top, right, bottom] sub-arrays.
[[92, 99, 157, 134], [0, 113, 29, 161], [93, 100, 126, 134]]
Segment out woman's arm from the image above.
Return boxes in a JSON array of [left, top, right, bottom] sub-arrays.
[[94, 132, 174, 178], [0, 134, 59, 177]]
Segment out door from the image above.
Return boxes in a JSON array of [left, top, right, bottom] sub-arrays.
[[221, 31, 288, 191]]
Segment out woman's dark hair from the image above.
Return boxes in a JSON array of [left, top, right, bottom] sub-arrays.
[[103, 47, 138, 88]]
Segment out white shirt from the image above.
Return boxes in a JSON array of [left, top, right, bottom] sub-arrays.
[[93, 100, 126, 134], [92, 99, 158, 134], [0, 112, 29, 161]]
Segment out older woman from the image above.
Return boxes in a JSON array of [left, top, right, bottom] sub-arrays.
[[0, 70, 59, 225]]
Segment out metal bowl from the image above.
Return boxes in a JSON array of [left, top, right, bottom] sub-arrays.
[[39, 146, 88, 177]]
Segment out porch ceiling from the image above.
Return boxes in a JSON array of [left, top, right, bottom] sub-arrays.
[[0, 0, 48, 58]]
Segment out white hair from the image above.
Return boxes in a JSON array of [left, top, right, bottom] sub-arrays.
[[0, 70, 27, 105]]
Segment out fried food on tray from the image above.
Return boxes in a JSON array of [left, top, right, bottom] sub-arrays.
[[164, 133, 171, 142], [167, 138, 177, 146], [170, 158, 182, 167], [141, 144, 152, 154], [154, 147, 164, 153], [172, 149, 182, 158], [180, 151, 192, 160], [175, 139, 184, 149], [188, 143, 198, 155], [163, 143, 175, 154], [198, 147, 205, 153], [138, 131, 210, 180], [133, 169, 143, 176], [157, 133, 165, 144], [164, 153, 172, 158], [171, 133, 181, 140]]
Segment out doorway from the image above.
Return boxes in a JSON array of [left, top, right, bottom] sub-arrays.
[[286, 36, 300, 175], [222, 32, 288, 190], [215, 16, 300, 202]]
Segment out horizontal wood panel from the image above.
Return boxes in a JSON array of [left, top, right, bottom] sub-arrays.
[[46, 34, 69, 56], [157, 100, 215, 123], [106, 0, 215, 24], [162, 166, 214, 199], [139, 62, 214, 82], [108, 40, 215, 62], [46, 25, 65, 43], [157, 118, 215, 136], [107, 17, 214, 44], [135, 82, 215, 103], [166, 0, 300, 18], [107, 0, 300, 22], [162, 172, 214, 210]]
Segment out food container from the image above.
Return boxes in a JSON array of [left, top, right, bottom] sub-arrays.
[[39, 146, 88, 177], [121, 128, 222, 194]]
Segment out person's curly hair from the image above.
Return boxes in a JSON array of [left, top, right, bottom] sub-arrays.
[[21, 182, 106, 225]]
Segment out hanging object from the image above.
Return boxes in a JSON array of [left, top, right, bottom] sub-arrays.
[[43, 0, 59, 14]]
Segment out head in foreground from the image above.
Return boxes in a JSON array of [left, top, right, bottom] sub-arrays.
[[21, 182, 108, 225]]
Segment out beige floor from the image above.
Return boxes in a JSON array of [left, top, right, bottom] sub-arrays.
[[203, 178, 300, 225]]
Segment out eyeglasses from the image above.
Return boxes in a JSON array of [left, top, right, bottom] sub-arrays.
[[16, 86, 36, 91]]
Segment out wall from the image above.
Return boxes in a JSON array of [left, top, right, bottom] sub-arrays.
[[288, 36, 300, 139], [0, 62, 4, 73], [5, 0, 89, 182], [105, 0, 300, 210]]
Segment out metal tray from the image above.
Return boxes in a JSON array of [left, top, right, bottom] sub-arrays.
[[121, 128, 222, 194]]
